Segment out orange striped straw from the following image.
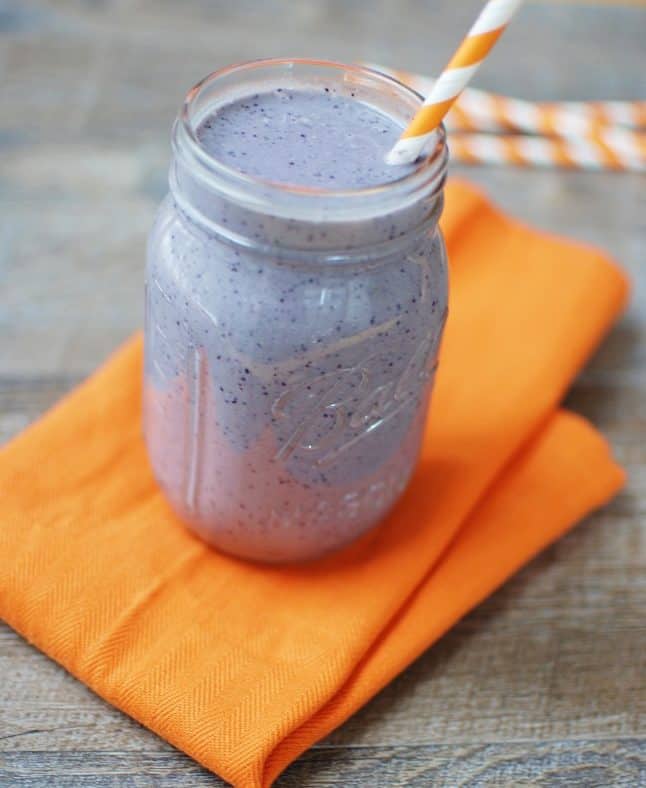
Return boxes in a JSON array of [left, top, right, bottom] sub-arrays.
[[386, 0, 526, 165], [449, 130, 646, 172]]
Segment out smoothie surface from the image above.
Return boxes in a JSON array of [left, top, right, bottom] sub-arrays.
[[196, 88, 416, 190]]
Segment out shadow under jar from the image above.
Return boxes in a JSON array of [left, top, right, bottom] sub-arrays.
[[144, 58, 449, 563]]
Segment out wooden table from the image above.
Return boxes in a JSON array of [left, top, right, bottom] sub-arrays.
[[1, 1, 644, 784]]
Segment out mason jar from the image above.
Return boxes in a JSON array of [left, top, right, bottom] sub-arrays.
[[144, 59, 449, 562]]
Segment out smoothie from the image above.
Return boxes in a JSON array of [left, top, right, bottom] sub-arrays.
[[144, 61, 448, 562], [196, 88, 415, 188]]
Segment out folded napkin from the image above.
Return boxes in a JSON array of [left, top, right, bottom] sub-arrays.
[[0, 181, 629, 787]]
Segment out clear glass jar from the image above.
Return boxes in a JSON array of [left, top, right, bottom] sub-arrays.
[[144, 59, 448, 562]]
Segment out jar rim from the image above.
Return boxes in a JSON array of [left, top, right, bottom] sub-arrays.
[[173, 58, 447, 223]]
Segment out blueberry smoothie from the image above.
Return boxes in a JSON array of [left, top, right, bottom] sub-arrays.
[[144, 60, 448, 562], [197, 88, 415, 188]]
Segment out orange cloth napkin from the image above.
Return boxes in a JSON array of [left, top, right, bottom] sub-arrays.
[[0, 181, 628, 787]]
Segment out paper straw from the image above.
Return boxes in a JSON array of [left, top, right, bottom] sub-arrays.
[[449, 129, 646, 172], [386, 0, 526, 165]]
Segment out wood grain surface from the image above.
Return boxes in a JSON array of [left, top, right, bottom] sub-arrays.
[[1, 1, 645, 785]]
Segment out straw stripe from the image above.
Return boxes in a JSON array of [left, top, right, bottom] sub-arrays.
[[540, 104, 560, 136], [400, 99, 456, 143], [447, 28, 504, 69], [386, 0, 525, 164], [424, 65, 481, 104], [450, 102, 478, 132], [591, 135, 623, 170], [602, 101, 646, 128], [601, 127, 646, 169], [551, 109, 592, 138], [469, 0, 524, 35], [502, 98, 539, 131], [565, 138, 604, 169], [501, 136, 526, 166], [514, 137, 559, 166]]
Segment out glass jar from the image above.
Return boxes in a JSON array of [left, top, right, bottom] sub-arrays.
[[144, 59, 449, 562]]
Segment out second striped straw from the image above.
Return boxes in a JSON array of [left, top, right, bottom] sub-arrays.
[[386, 0, 526, 166]]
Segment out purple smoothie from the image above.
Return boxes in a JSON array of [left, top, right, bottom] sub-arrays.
[[144, 61, 448, 562], [196, 88, 415, 188]]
